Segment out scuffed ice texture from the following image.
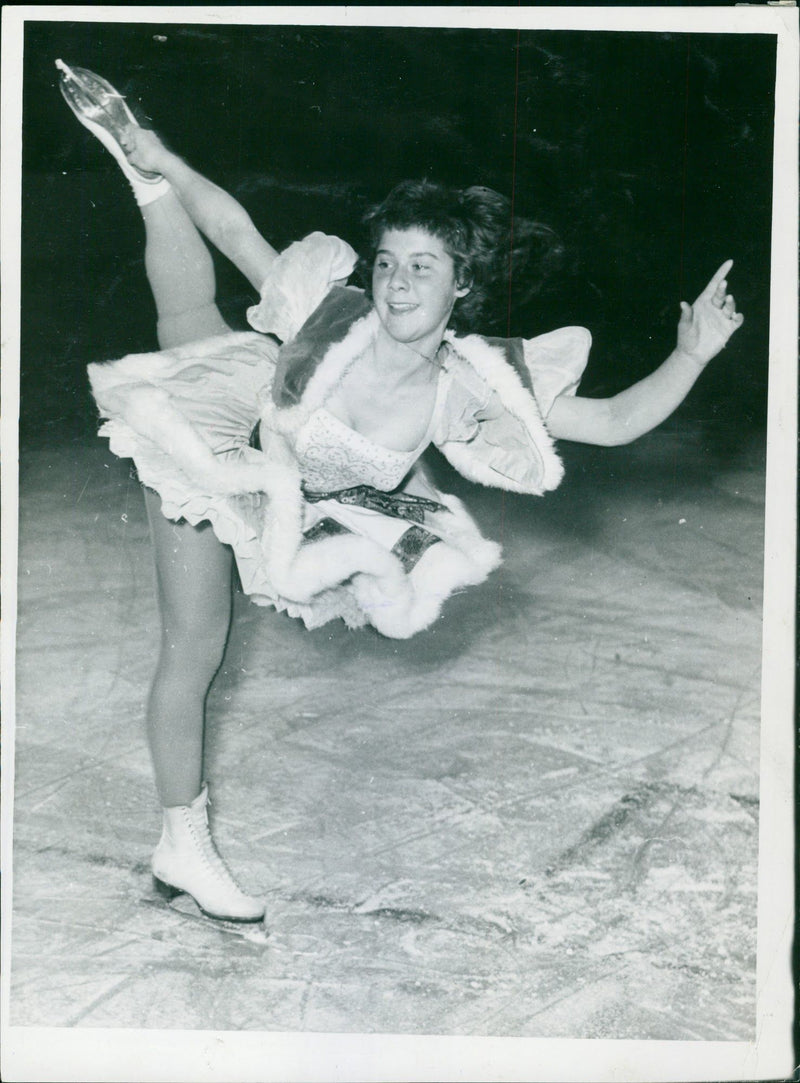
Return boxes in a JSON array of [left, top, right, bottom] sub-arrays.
[[11, 427, 761, 1037]]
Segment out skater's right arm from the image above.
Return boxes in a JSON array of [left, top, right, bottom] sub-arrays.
[[124, 128, 278, 290]]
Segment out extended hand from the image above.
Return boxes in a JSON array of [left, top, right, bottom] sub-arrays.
[[676, 260, 744, 367], [119, 126, 171, 175]]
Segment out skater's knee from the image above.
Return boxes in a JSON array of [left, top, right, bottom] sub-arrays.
[[158, 611, 229, 677], [162, 632, 227, 682], [157, 305, 231, 349]]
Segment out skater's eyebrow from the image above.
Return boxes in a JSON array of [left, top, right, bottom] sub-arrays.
[[375, 248, 441, 260]]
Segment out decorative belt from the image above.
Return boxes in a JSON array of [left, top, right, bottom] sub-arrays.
[[302, 484, 446, 524]]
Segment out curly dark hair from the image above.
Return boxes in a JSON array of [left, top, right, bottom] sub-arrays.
[[358, 179, 562, 334]]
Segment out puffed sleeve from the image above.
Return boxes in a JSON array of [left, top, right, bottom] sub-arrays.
[[246, 232, 359, 343], [520, 326, 591, 417]]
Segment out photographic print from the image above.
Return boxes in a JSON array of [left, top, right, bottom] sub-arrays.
[[1, 6, 795, 1081]]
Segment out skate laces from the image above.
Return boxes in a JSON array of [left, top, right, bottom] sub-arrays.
[[186, 809, 244, 894]]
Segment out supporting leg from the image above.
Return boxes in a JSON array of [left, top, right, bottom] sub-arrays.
[[144, 490, 233, 807], [144, 492, 265, 922]]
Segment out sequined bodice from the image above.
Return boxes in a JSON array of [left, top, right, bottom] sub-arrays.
[[295, 367, 447, 491], [296, 408, 425, 491]]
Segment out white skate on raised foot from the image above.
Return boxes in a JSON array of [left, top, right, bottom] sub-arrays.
[[55, 59, 171, 205]]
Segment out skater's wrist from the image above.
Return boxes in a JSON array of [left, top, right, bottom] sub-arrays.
[[124, 128, 175, 176]]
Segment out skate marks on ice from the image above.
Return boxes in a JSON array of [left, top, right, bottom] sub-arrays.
[[9, 788, 756, 1037], [10, 438, 761, 1036]]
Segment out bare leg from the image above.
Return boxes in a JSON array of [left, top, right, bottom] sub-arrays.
[[141, 190, 230, 348], [133, 190, 233, 808], [63, 67, 265, 919], [134, 195, 264, 919], [126, 128, 278, 291], [144, 491, 232, 806], [131, 192, 265, 920]]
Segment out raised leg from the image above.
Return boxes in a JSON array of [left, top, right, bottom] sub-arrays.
[[141, 190, 231, 348], [56, 58, 277, 291], [124, 127, 278, 291]]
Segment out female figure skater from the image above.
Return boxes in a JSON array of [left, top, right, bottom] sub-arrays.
[[57, 62, 743, 928]]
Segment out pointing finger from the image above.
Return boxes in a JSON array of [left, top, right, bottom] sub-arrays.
[[701, 259, 734, 298], [711, 280, 728, 308]]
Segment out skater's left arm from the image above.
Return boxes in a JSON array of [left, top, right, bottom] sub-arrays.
[[546, 261, 744, 446]]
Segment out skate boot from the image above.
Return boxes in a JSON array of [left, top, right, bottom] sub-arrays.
[[152, 784, 265, 924], [56, 59, 170, 204]]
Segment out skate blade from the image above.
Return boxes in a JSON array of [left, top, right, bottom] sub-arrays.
[[144, 892, 270, 944]]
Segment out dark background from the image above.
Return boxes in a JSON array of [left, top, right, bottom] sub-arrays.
[[19, 20, 775, 450]]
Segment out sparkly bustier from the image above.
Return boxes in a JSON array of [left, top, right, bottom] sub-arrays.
[[295, 408, 424, 492]]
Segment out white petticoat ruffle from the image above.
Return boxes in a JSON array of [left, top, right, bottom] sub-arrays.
[[89, 330, 502, 635]]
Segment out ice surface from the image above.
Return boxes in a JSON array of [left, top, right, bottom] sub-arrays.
[[10, 429, 763, 1038]]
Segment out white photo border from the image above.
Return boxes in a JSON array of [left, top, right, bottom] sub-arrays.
[[1, 6, 796, 1082]]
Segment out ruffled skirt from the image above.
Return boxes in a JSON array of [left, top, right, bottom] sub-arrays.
[[88, 331, 501, 638]]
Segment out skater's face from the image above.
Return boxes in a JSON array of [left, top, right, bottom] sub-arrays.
[[372, 228, 470, 356]]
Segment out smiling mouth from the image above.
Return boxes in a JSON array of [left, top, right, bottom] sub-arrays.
[[387, 302, 418, 314]]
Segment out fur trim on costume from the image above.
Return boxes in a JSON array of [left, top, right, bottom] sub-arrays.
[[92, 287, 583, 638], [352, 490, 502, 639], [264, 308, 382, 441], [439, 331, 564, 494], [260, 294, 567, 496], [257, 482, 502, 636], [353, 533, 501, 639], [256, 457, 408, 610], [266, 516, 405, 607]]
